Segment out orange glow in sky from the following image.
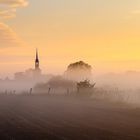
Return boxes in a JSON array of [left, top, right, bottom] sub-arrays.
[[1, 0, 140, 77]]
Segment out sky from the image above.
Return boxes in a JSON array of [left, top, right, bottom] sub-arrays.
[[1, 0, 140, 78]]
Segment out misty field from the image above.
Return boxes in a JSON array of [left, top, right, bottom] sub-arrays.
[[0, 95, 139, 140]]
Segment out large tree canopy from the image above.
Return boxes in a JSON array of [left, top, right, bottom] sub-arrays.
[[64, 61, 92, 81]]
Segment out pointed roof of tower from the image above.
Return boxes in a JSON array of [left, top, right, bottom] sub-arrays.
[[35, 48, 39, 62]]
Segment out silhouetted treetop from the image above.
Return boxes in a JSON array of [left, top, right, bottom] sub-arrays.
[[67, 61, 92, 71], [64, 61, 92, 81]]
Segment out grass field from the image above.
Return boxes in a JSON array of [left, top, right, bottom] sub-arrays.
[[0, 95, 139, 140]]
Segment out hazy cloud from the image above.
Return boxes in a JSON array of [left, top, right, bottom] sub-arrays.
[[0, 0, 28, 48], [0, 0, 28, 19], [0, 23, 24, 47]]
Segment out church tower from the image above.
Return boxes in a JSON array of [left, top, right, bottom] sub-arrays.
[[34, 49, 41, 76], [35, 49, 39, 70]]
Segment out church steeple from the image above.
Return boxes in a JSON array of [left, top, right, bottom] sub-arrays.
[[35, 48, 39, 69]]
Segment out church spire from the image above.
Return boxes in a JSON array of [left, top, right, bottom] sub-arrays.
[[36, 48, 39, 61], [35, 48, 39, 69]]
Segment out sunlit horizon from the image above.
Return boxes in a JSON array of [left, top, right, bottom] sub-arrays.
[[1, 0, 140, 78]]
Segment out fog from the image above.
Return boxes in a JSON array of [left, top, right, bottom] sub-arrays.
[[0, 72, 140, 139], [93, 71, 140, 106], [95, 71, 140, 90], [0, 71, 140, 107]]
